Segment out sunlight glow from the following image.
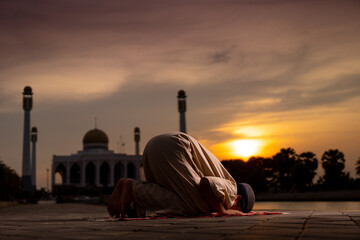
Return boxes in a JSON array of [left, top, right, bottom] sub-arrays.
[[233, 127, 263, 137], [232, 139, 262, 158]]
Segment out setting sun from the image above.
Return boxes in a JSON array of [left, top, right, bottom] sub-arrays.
[[210, 137, 267, 160], [233, 139, 262, 158]]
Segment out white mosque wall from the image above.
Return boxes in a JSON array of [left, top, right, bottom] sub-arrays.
[[52, 152, 142, 190]]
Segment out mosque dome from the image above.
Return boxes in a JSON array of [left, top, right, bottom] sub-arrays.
[[83, 128, 109, 150]]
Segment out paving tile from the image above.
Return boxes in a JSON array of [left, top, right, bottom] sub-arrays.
[[227, 229, 302, 240], [251, 222, 304, 230], [300, 228, 360, 240], [2, 203, 360, 239]]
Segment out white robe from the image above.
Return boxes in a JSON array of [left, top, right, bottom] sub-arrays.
[[132, 132, 237, 216]]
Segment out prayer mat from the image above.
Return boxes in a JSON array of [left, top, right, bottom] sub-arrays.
[[91, 212, 282, 222]]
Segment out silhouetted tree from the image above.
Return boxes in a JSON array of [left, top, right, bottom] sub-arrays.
[[221, 159, 247, 183], [356, 157, 360, 177], [272, 148, 297, 192], [222, 158, 273, 193], [321, 149, 345, 189], [0, 160, 21, 201], [291, 152, 318, 191], [246, 157, 273, 193]]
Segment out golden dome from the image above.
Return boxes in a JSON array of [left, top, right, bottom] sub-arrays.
[[83, 128, 109, 150]]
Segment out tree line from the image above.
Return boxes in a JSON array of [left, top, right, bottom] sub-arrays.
[[0, 160, 21, 201], [1, 148, 360, 202], [222, 148, 360, 193]]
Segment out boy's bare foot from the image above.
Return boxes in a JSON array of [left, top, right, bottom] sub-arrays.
[[107, 178, 126, 217], [119, 178, 134, 217]]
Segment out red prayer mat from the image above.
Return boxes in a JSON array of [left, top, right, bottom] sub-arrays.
[[92, 212, 282, 222]]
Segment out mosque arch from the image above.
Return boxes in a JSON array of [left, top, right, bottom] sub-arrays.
[[52, 127, 143, 190], [85, 161, 96, 185], [100, 161, 110, 187], [127, 162, 136, 179], [54, 163, 66, 184], [70, 163, 81, 184], [114, 162, 124, 184]]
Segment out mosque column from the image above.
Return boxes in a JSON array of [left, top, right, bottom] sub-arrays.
[[177, 90, 187, 133], [95, 160, 100, 187], [124, 161, 128, 178], [22, 86, 33, 192], [109, 160, 114, 187], [135, 162, 140, 180], [65, 161, 70, 185], [80, 160, 86, 187], [134, 127, 140, 156], [31, 127, 38, 190], [51, 163, 55, 190]]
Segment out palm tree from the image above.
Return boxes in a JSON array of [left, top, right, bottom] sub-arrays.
[[221, 159, 247, 182], [272, 148, 297, 191], [292, 152, 318, 191], [246, 157, 273, 193], [356, 157, 360, 177], [321, 149, 345, 189]]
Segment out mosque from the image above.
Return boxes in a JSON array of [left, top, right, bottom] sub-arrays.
[[51, 127, 142, 191], [21, 86, 187, 194], [51, 89, 187, 193]]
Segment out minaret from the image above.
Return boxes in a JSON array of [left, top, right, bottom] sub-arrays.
[[177, 90, 187, 133], [22, 86, 33, 192], [134, 127, 140, 156], [31, 127, 38, 191]]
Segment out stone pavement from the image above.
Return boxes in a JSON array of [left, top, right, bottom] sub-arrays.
[[0, 202, 359, 240]]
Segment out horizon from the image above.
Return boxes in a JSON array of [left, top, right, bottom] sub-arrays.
[[0, 0, 359, 189]]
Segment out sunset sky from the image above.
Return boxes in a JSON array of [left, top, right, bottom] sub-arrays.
[[1, 0, 359, 189]]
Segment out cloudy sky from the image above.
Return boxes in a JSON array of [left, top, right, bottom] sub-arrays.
[[1, 0, 359, 189]]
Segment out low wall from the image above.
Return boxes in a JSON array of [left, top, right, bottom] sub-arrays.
[[256, 189, 360, 201]]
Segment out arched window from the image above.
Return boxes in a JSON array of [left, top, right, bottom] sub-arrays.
[[127, 162, 135, 179], [100, 162, 110, 187], [55, 163, 66, 184], [70, 163, 81, 184], [114, 162, 124, 184], [85, 162, 96, 185]]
